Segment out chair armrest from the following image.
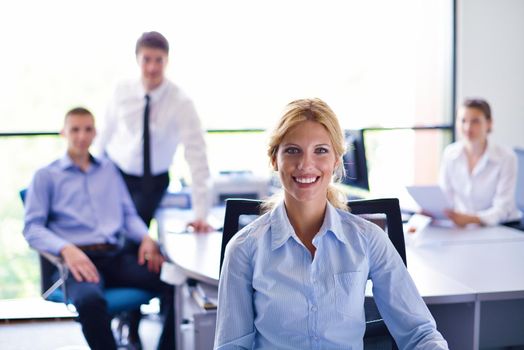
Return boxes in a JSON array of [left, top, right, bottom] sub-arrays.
[[39, 251, 70, 303], [40, 251, 64, 267]]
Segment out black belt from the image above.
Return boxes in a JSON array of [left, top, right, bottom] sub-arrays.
[[78, 243, 118, 252], [119, 170, 169, 181]]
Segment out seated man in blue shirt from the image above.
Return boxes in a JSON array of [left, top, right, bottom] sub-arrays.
[[23, 107, 174, 350]]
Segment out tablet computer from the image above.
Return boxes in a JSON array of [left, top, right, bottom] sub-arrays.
[[406, 185, 451, 220]]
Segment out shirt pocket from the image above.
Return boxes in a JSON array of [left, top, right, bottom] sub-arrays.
[[334, 271, 367, 317]]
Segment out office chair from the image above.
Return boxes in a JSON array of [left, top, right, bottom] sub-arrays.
[[221, 198, 406, 350], [20, 189, 156, 349], [510, 148, 524, 230]]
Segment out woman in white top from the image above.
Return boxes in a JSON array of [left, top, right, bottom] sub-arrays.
[[439, 98, 521, 227]]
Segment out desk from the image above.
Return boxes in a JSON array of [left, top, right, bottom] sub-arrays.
[[162, 232, 221, 286], [159, 210, 524, 349], [160, 232, 220, 350], [405, 225, 524, 349]]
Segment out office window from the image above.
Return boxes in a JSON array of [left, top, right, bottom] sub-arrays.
[[0, 0, 452, 131], [364, 129, 453, 197], [0, 136, 63, 298], [0, 0, 454, 298]]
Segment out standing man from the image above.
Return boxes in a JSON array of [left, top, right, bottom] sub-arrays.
[[95, 31, 212, 232], [23, 107, 174, 350]]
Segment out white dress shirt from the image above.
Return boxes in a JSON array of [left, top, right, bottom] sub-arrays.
[[94, 78, 211, 220], [439, 140, 521, 226]]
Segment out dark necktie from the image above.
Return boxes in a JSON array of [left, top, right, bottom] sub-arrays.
[[143, 95, 152, 191]]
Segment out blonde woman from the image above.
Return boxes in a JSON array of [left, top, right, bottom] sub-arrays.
[[215, 98, 448, 349]]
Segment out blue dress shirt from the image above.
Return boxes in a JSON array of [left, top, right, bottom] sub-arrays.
[[23, 154, 148, 255], [215, 201, 448, 350]]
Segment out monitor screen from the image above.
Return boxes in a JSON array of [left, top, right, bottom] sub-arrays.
[[342, 129, 369, 191]]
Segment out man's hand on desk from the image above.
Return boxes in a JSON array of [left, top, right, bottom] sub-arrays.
[[138, 235, 164, 273], [187, 219, 214, 233], [60, 244, 100, 283]]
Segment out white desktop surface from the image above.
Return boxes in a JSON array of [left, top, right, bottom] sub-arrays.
[[404, 251, 475, 304], [163, 231, 221, 286], [406, 224, 524, 297], [410, 241, 524, 298], [406, 223, 524, 247]]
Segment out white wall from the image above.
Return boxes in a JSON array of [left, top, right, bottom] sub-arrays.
[[457, 0, 524, 149]]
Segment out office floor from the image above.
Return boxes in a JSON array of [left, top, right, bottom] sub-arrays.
[[0, 316, 163, 350]]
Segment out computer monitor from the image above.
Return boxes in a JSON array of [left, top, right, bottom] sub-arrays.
[[212, 170, 270, 206], [342, 129, 369, 191]]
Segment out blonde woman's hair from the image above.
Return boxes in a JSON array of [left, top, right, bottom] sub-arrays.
[[264, 98, 348, 211]]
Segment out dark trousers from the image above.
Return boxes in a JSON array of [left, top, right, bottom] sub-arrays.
[[120, 170, 170, 227], [117, 170, 173, 349], [63, 249, 175, 350]]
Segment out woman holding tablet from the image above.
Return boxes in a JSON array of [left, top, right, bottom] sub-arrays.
[[439, 98, 521, 227]]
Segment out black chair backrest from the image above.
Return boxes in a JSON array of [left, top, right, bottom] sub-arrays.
[[346, 198, 406, 266], [220, 197, 406, 272], [19, 188, 57, 294], [220, 198, 263, 272], [220, 197, 402, 349]]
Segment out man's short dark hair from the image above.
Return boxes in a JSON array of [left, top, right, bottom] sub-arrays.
[[136, 31, 169, 55], [64, 107, 94, 122]]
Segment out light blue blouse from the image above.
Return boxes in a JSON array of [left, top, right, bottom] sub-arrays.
[[214, 201, 448, 350]]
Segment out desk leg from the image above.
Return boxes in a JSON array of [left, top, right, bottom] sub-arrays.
[[174, 284, 183, 350], [474, 299, 480, 350], [161, 262, 188, 350]]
